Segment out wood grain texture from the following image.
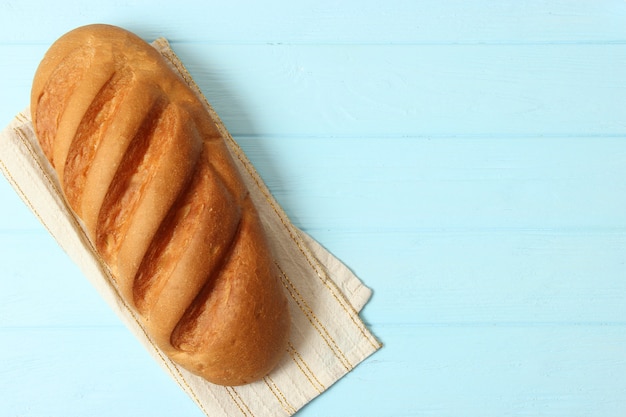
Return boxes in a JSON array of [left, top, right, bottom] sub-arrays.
[[3, 43, 626, 137], [2, 1, 626, 416], [1, 0, 626, 44]]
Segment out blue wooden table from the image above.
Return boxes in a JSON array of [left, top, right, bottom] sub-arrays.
[[2, 1, 626, 416]]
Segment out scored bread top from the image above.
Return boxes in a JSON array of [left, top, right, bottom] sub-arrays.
[[30, 24, 290, 386]]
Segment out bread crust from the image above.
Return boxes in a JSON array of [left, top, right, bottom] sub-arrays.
[[31, 24, 289, 386]]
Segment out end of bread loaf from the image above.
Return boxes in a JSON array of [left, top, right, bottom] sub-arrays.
[[30, 24, 290, 386]]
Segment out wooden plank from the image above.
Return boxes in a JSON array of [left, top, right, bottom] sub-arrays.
[[0, 1, 625, 44], [3, 226, 626, 328], [0, 327, 204, 417], [3, 324, 626, 416], [0, 44, 46, 127], [311, 229, 626, 326], [2, 43, 626, 136], [160, 43, 626, 137], [0, 232, 119, 327], [4, 134, 626, 232], [4, 133, 626, 231], [235, 136, 626, 231], [0, 175, 45, 231], [299, 324, 626, 417]]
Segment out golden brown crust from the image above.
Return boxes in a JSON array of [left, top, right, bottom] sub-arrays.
[[30, 24, 289, 386]]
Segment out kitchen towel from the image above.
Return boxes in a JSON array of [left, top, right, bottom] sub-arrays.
[[0, 37, 382, 417]]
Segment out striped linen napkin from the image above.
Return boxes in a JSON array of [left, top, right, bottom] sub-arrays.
[[0, 37, 381, 417]]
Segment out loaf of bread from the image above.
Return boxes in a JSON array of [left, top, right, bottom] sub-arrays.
[[30, 24, 290, 386]]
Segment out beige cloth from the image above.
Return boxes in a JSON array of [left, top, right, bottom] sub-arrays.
[[0, 38, 381, 416]]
